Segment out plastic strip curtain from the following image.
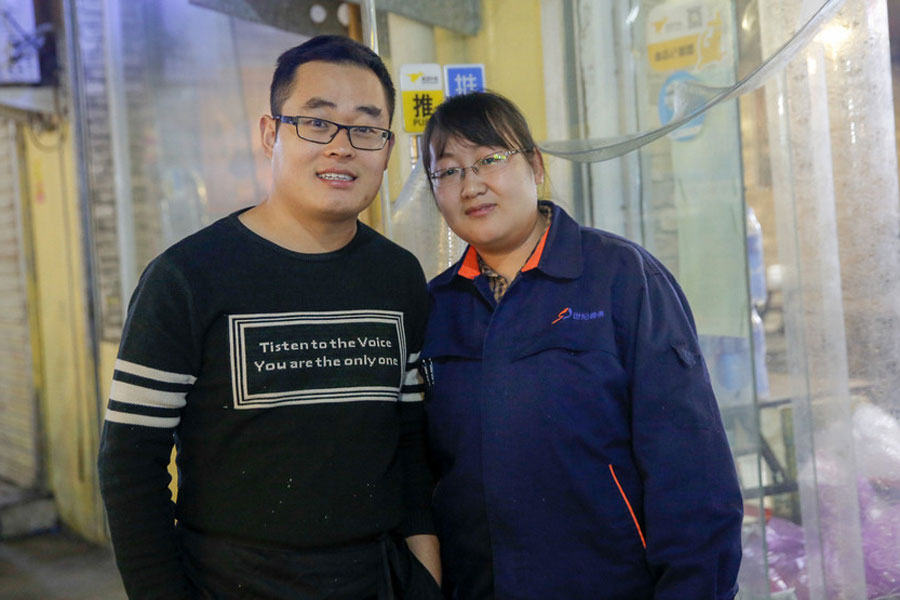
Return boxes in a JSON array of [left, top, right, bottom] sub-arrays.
[[391, 0, 845, 278], [538, 0, 845, 162], [391, 159, 460, 279]]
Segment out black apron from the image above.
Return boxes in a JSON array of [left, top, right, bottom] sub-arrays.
[[177, 524, 441, 599]]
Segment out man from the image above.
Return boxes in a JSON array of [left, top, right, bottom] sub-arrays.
[[98, 35, 440, 599]]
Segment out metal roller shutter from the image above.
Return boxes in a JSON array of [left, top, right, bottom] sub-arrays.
[[0, 118, 39, 488]]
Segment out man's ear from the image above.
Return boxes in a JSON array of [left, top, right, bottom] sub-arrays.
[[382, 133, 396, 171], [260, 115, 277, 159]]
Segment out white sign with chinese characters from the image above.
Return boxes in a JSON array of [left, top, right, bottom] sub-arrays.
[[399, 63, 444, 134]]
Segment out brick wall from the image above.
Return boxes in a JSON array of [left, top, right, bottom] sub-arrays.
[[120, 1, 162, 274], [75, 0, 123, 340], [72, 0, 165, 339]]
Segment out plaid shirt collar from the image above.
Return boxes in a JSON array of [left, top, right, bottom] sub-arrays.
[[477, 203, 553, 302]]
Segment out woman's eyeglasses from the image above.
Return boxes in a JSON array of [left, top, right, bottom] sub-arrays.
[[429, 149, 527, 189]]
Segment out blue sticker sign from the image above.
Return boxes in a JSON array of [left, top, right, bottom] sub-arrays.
[[658, 71, 706, 142], [444, 64, 485, 97]]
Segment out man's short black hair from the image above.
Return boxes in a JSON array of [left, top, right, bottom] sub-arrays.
[[270, 35, 395, 124]]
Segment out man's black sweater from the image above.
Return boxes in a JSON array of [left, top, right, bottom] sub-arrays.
[[97, 210, 434, 599]]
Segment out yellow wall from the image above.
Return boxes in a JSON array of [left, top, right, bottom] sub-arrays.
[[435, 0, 547, 141], [382, 0, 547, 228], [98, 341, 118, 418], [23, 122, 106, 543]]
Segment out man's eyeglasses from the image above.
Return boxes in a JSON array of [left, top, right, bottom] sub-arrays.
[[429, 149, 527, 189], [273, 115, 393, 151]]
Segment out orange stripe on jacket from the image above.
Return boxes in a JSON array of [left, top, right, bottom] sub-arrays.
[[521, 225, 550, 272], [459, 218, 549, 280], [458, 246, 481, 279], [609, 465, 647, 549]]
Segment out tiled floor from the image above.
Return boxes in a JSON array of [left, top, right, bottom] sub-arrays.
[[0, 529, 127, 599]]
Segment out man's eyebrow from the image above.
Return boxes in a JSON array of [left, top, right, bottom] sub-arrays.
[[300, 98, 383, 119], [355, 105, 383, 118], [302, 97, 338, 110]]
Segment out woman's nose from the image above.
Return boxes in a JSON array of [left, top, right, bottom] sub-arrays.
[[459, 168, 486, 197]]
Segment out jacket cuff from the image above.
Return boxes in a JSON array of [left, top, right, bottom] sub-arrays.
[[399, 507, 436, 537]]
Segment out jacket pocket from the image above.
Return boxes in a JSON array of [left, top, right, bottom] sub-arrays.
[[419, 335, 482, 401], [512, 321, 619, 361], [420, 331, 483, 363], [609, 465, 646, 550]]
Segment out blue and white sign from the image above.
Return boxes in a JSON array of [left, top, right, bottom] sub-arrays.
[[444, 64, 485, 97], [658, 71, 706, 142]]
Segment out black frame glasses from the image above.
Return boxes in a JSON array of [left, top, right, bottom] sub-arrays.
[[273, 115, 393, 151]]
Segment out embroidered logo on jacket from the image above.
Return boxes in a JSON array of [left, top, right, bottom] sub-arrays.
[[552, 307, 605, 324]]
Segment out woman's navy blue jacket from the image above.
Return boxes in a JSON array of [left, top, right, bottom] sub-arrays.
[[422, 202, 743, 600]]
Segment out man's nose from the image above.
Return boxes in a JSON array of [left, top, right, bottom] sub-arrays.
[[325, 127, 355, 155]]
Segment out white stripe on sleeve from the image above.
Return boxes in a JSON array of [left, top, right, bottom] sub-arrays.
[[110, 380, 188, 409], [104, 408, 181, 429], [115, 358, 197, 385]]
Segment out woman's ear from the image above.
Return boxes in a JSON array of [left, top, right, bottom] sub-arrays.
[[530, 148, 545, 186]]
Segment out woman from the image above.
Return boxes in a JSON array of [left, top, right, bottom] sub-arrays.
[[420, 92, 743, 600]]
